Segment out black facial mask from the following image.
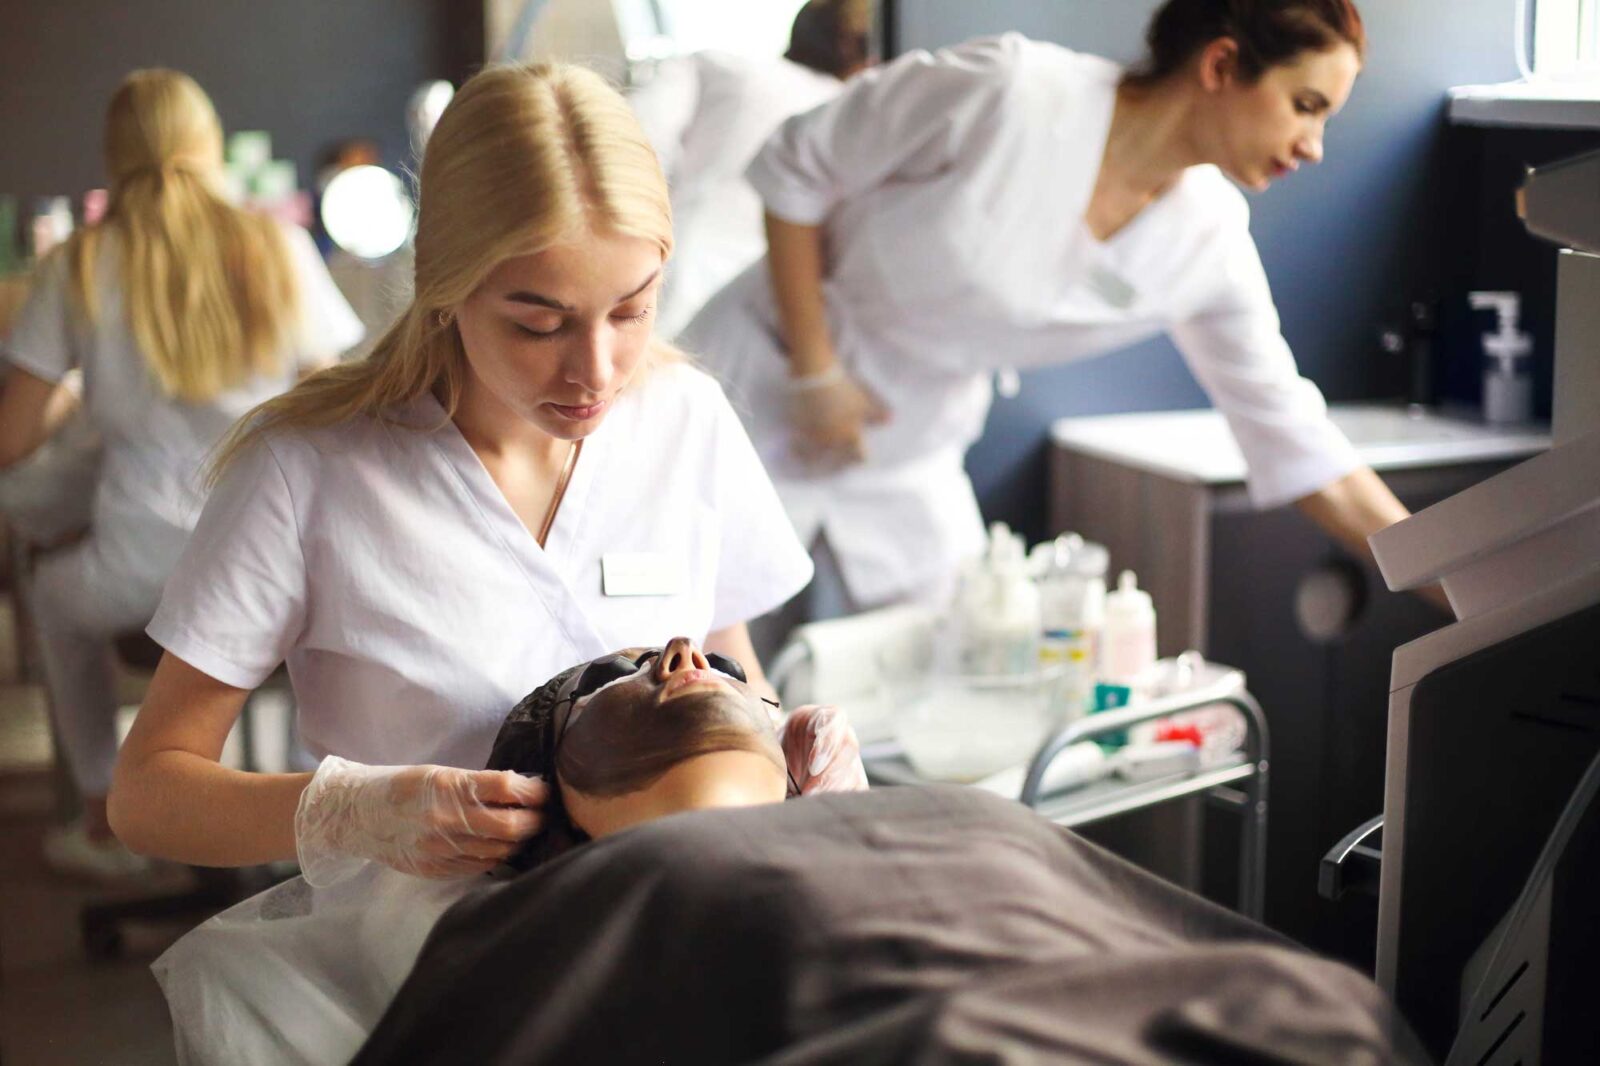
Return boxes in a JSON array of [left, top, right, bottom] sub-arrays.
[[485, 648, 793, 872], [554, 650, 751, 741]]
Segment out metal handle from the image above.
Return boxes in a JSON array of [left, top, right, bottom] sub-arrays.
[[1019, 679, 1266, 807], [1318, 813, 1383, 901]]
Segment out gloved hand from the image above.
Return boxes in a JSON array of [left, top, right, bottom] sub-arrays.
[[784, 365, 890, 469], [295, 756, 549, 887], [780, 704, 869, 795]]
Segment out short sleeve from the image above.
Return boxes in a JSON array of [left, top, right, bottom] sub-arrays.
[[1, 249, 78, 383], [1169, 203, 1361, 510], [282, 224, 365, 368], [703, 381, 813, 630], [148, 437, 309, 688], [746, 34, 1023, 225]]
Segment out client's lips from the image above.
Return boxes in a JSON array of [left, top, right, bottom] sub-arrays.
[[662, 669, 727, 701]]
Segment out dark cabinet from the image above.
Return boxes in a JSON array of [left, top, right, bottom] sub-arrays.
[[1049, 407, 1545, 962]]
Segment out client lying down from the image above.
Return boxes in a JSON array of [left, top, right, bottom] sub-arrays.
[[161, 638, 1422, 1065], [357, 637, 1423, 1065]]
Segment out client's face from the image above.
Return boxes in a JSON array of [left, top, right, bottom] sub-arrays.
[[555, 637, 790, 838]]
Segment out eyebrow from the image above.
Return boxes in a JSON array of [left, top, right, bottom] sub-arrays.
[[503, 268, 661, 312]]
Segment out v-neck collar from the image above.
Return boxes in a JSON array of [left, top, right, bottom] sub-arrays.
[[416, 391, 615, 573], [1076, 63, 1189, 253]]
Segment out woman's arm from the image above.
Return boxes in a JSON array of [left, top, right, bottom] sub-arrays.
[[0, 365, 79, 469], [1295, 467, 1452, 615], [109, 651, 309, 866], [765, 214, 836, 379], [704, 621, 777, 703]]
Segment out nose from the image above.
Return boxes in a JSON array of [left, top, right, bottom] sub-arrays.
[[566, 324, 616, 396], [1297, 123, 1326, 165], [656, 636, 710, 680]]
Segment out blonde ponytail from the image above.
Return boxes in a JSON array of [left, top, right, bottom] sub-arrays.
[[68, 69, 301, 404]]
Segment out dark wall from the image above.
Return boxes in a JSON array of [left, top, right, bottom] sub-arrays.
[[892, 0, 1522, 541], [0, 0, 482, 205]]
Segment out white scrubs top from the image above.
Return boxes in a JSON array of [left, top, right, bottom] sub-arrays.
[[684, 33, 1362, 607], [2, 224, 363, 589], [148, 362, 813, 771], [631, 50, 842, 338]]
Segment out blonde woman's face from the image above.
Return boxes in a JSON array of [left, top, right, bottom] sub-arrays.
[[455, 229, 663, 440]]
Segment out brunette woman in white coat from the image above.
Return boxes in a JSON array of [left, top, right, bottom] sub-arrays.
[[109, 63, 864, 893], [685, 0, 1434, 617]]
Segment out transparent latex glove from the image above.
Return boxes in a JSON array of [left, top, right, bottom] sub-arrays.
[[784, 366, 890, 470], [780, 704, 869, 795], [294, 756, 549, 887]]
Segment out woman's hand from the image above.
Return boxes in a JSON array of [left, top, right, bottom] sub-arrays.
[[780, 704, 869, 794], [784, 366, 890, 469], [294, 757, 549, 886]]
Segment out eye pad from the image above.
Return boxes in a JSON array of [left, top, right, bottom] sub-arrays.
[[571, 655, 639, 701]]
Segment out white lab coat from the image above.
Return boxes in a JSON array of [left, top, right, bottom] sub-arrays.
[[684, 33, 1362, 607], [148, 362, 813, 772], [631, 50, 842, 338], [2, 224, 363, 589]]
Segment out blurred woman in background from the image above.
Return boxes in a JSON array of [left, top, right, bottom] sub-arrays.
[[0, 68, 362, 878]]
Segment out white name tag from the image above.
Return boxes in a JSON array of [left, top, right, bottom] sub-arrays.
[[602, 552, 685, 597], [1087, 263, 1137, 309]]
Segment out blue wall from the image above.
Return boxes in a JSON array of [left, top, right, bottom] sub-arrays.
[[0, 0, 478, 206], [894, 0, 1521, 539]]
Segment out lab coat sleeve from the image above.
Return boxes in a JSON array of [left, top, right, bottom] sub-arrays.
[[283, 223, 365, 369], [147, 437, 309, 689], [704, 380, 814, 631], [1169, 207, 1362, 510], [746, 34, 1024, 225], [1, 248, 77, 383], [628, 54, 700, 185]]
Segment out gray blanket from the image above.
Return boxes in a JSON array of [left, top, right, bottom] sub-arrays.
[[354, 786, 1425, 1065]]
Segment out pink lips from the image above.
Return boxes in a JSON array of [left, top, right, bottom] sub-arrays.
[[548, 399, 608, 421]]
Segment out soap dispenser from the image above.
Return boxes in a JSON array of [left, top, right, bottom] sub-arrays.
[[1468, 290, 1534, 424]]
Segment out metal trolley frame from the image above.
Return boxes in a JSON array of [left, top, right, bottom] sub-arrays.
[[856, 671, 1270, 920]]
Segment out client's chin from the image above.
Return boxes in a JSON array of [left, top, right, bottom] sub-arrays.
[[563, 750, 789, 839]]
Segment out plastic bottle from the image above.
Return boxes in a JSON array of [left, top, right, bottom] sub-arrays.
[[957, 523, 1041, 676], [1096, 569, 1157, 713], [1030, 533, 1108, 721], [1468, 291, 1534, 424]]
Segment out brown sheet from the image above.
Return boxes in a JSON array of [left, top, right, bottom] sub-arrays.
[[354, 786, 1426, 1065]]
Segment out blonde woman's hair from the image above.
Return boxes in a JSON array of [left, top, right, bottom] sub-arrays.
[[66, 69, 300, 403], [209, 62, 678, 481]]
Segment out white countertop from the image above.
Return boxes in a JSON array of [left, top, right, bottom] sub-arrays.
[[1050, 404, 1552, 485], [1448, 79, 1600, 130]]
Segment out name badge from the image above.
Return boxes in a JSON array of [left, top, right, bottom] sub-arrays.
[[1087, 263, 1137, 309], [602, 552, 685, 597]]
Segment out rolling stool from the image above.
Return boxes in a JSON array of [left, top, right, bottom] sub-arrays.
[[78, 631, 297, 960]]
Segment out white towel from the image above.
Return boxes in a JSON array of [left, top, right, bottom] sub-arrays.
[[777, 604, 935, 744]]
